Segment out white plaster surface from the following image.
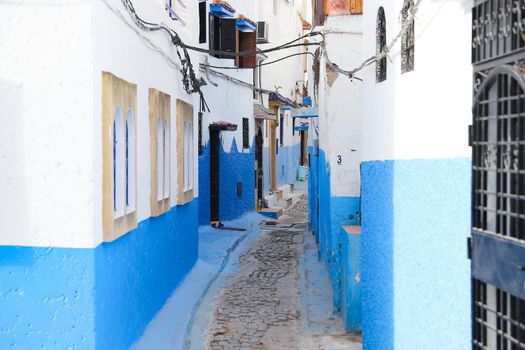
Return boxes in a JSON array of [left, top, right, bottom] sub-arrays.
[[0, 1, 96, 247], [0, 0, 310, 247], [361, 0, 473, 162], [322, 15, 363, 197]]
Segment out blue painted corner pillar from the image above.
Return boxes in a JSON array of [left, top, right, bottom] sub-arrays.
[[361, 158, 471, 350]]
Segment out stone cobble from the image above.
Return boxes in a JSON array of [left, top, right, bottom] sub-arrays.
[[208, 228, 303, 350]]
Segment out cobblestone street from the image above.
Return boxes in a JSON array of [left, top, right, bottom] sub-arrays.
[[208, 224, 305, 350], [190, 195, 362, 350]]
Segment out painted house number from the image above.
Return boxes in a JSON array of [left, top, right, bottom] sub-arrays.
[[337, 155, 342, 165]]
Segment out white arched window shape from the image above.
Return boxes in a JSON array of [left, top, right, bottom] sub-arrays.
[[113, 107, 125, 219], [183, 120, 194, 191], [163, 119, 170, 199], [125, 109, 136, 213], [157, 117, 164, 201]]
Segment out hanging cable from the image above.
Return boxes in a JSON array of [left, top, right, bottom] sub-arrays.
[[322, 0, 423, 80], [200, 52, 315, 70]]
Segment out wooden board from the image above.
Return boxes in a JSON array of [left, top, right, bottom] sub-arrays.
[[149, 88, 171, 217], [101, 72, 138, 242]]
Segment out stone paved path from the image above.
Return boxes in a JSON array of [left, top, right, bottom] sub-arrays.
[[208, 226, 304, 350], [198, 194, 362, 350]]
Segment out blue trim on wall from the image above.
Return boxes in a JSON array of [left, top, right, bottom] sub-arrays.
[[0, 201, 199, 350], [198, 137, 255, 225], [361, 158, 471, 350]]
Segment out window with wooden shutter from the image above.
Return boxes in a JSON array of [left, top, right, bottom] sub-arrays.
[[210, 16, 238, 59], [238, 31, 257, 68], [209, 14, 220, 57], [220, 18, 237, 59], [350, 0, 363, 14]]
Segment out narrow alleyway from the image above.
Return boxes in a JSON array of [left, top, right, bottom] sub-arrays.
[[187, 195, 362, 350]]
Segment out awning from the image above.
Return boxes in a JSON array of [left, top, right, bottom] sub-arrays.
[[210, 1, 236, 18], [294, 125, 309, 131], [209, 121, 237, 131], [236, 17, 256, 32], [291, 106, 318, 118], [254, 104, 277, 121]]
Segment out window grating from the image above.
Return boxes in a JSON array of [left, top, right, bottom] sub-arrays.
[[472, 0, 525, 65], [401, 0, 415, 73], [472, 71, 525, 242], [473, 279, 525, 349], [376, 7, 387, 83], [242, 117, 249, 149]]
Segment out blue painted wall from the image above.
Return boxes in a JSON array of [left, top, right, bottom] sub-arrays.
[[198, 137, 255, 225], [309, 148, 361, 312], [361, 158, 471, 350], [262, 143, 301, 196], [276, 142, 301, 187], [341, 228, 361, 333], [0, 247, 96, 349], [0, 200, 199, 350]]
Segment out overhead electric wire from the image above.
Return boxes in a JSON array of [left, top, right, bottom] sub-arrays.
[[200, 51, 315, 70], [322, 0, 423, 80]]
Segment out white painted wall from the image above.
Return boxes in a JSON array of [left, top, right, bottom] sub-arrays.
[[257, 0, 308, 104], [307, 14, 363, 198], [320, 15, 363, 197], [92, 0, 201, 246], [362, 0, 473, 162], [0, 0, 310, 248], [0, 1, 96, 248]]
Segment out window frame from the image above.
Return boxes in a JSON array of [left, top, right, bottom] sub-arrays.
[[102, 72, 138, 242], [149, 88, 171, 217], [176, 99, 195, 205]]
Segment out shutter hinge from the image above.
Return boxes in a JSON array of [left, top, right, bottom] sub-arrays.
[[468, 125, 474, 147], [467, 237, 473, 260]]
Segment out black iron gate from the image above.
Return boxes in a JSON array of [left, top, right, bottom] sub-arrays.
[[471, 1, 525, 348]]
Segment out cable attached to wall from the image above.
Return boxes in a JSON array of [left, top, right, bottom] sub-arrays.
[[322, 0, 423, 80]]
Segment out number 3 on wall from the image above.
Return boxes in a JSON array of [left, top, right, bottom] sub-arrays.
[[337, 155, 342, 165]]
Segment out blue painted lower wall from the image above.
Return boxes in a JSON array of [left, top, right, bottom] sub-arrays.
[[0, 200, 199, 350], [361, 158, 471, 350], [198, 138, 255, 225], [308, 148, 361, 313]]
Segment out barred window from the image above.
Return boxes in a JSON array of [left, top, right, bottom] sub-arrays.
[[376, 7, 387, 83], [401, 0, 415, 73], [242, 118, 249, 149]]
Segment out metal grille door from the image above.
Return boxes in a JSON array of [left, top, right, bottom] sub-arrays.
[[472, 1, 525, 348]]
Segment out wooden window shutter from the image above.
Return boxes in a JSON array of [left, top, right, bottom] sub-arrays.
[[220, 18, 237, 59], [239, 31, 257, 68], [350, 0, 363, 14], [209, 14, 220, 57]]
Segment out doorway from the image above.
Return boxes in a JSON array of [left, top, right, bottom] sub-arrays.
[[255, 120, 264, 210], [210, 129, 220, 223], [300, 130, 308, 166]]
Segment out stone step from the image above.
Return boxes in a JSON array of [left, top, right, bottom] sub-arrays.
[[258, 207, 284, 219], [278, 196, 293, 209]]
